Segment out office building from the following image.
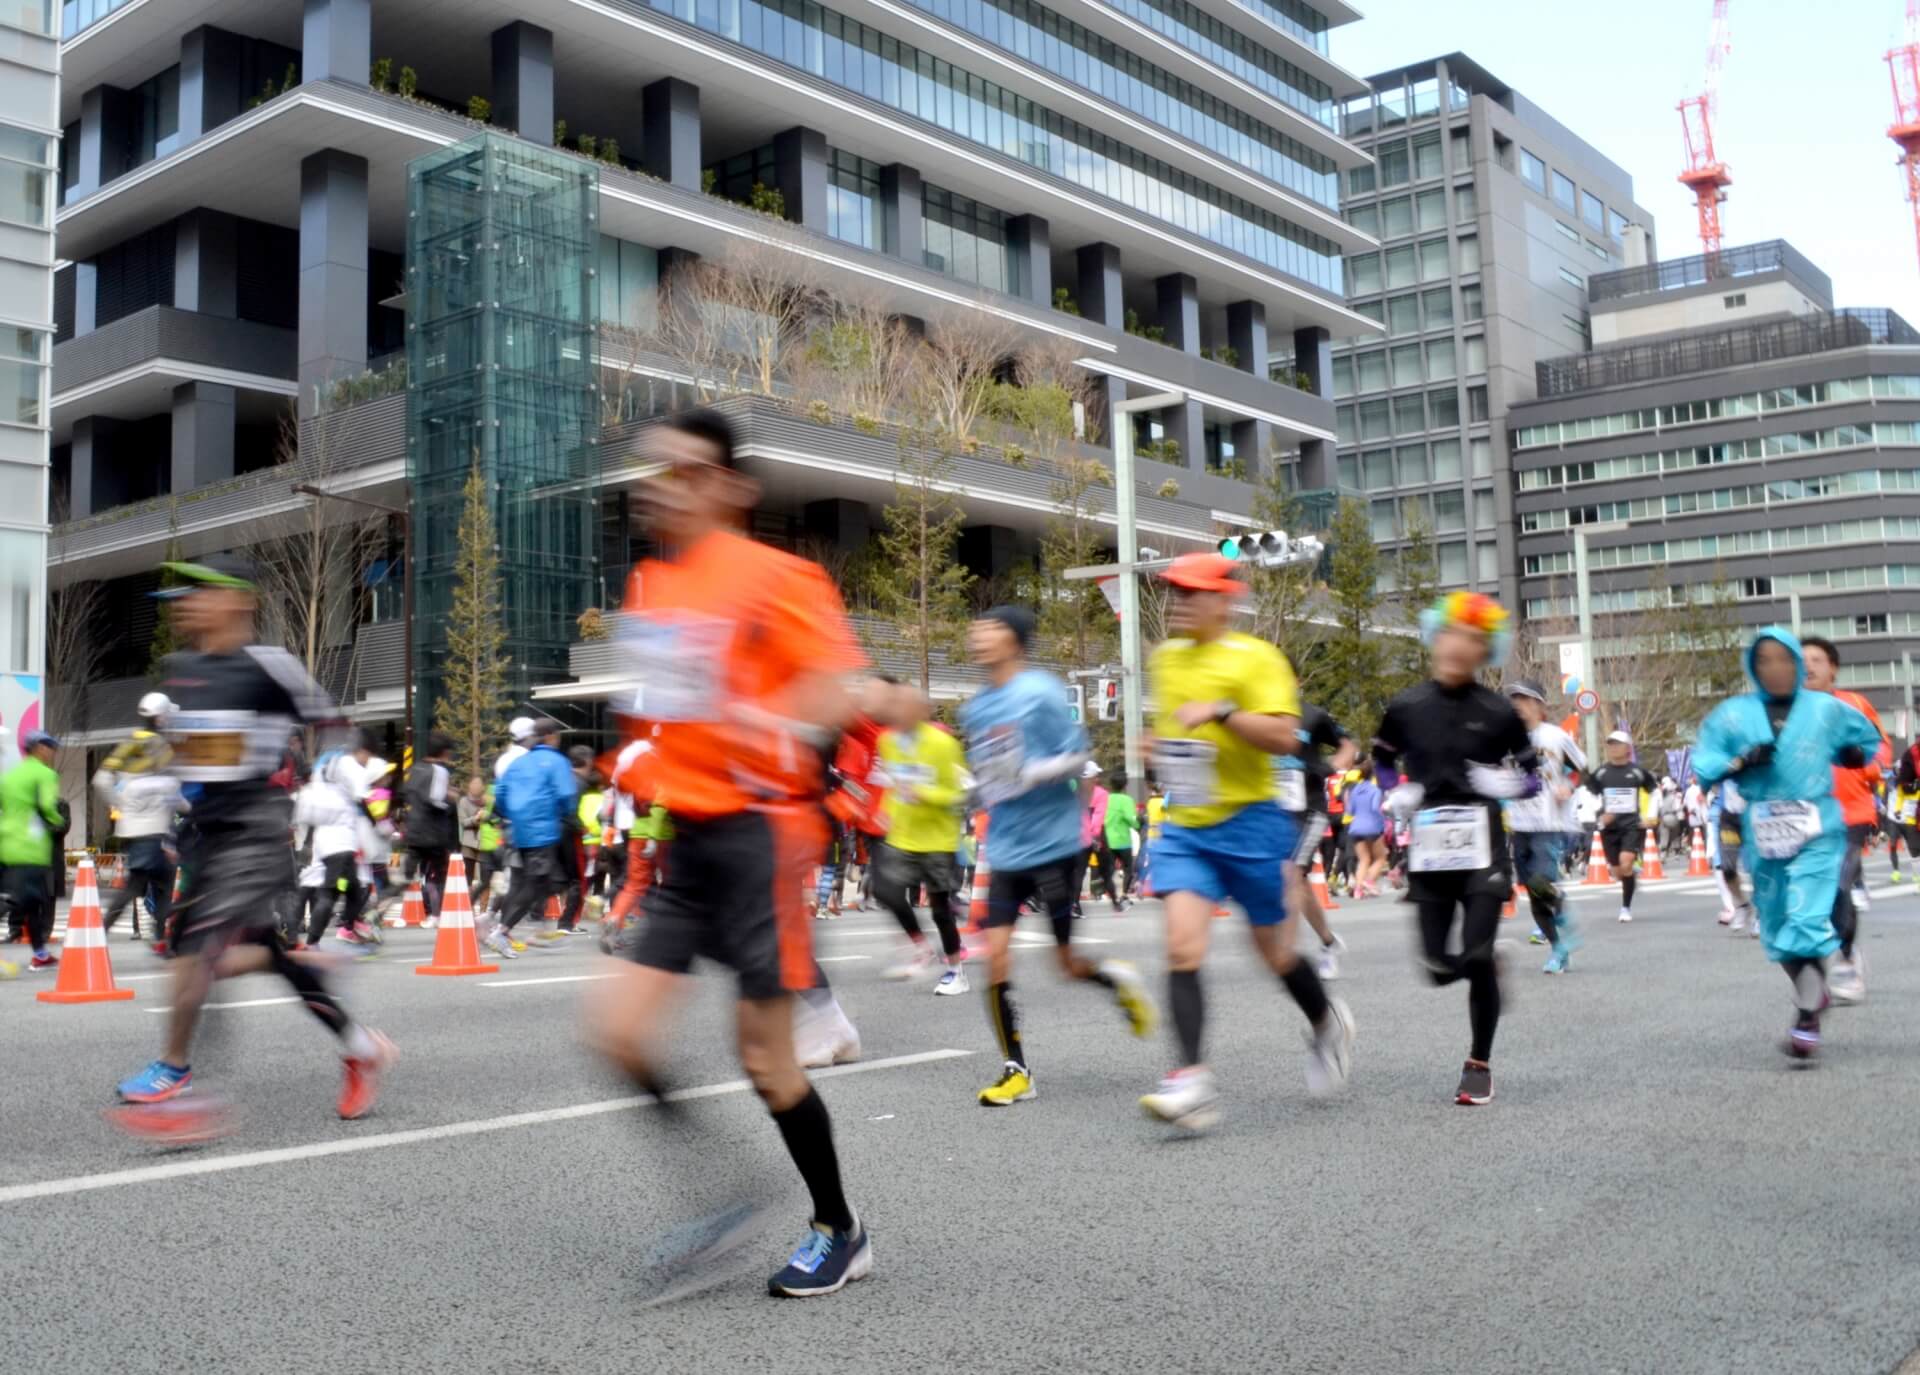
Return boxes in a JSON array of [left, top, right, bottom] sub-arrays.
[[47, 0, 1380, 823], [1511, 239, 1920, 725], [1330, 54, 1653, 604]]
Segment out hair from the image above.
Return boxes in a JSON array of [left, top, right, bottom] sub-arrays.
[[1357, 760, 1375, 781], [667, 407, 739, 470], [352, 727, 378, 754], [873, 672, 901, 686], [1801, 634, 1840, 667], [567, 744, 594, 768], [425, 731, 454, 758]]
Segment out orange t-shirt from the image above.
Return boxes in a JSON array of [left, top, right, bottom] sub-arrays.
[[618, 528, 864, 820], [825, 715, 890, 837], [1830, 688, 1888, 827]]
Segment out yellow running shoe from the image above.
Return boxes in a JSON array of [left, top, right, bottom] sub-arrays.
[[510, 939, 528, 953], [977, 1062, 1035, 1106], [1102, 959, 1157, 1038], [0, 958, 18, 980]]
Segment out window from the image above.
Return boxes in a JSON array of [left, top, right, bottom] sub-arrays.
[[1551, 170, 1576, 210], [1363, 449, 1394, 490], [1586, 239, 1609, 263], [1455, 183, 1476, 221], [1563, 312, 1590, 345], [1463, 335, 1487, 373], [1724, 293, 1747, 308], [1461, 283, 1484, 321], [1426, 337, 1456, 381], [1386, 294, 1419, 336], [1398, 443, 1429, 485], [1428, 387, 1460, 427], [1432, 437, 1463, 480], [1419, 237, 1449, 282], [1358, 398, 1391, 440], [1554, 220, 1580, 243], [1411, 78, 1440, 117], [1349, 164, 1375, 195], [1416, 188, 1447, 232], [1347, 203, 1378, 236], [1449, 128, 1471, 172], [1467, 385, 1489, 422], [1349, 253, 1381, 294], [0, 151, 51, 229], [1449, 75, 1471, 110], [1434, 489, 1466, 533], [1385, 244, 1417, 288], [1471, 437, 1493, 475], [0, 327, 47, 427], [922, 185, 1010, 292], [1390, 343, 1423, 387], [1336, 406, 1356, 445], [1423, 286, 1454, 329], [1581, 190, 1604, 231], [1440, 542, 1469, 585], [1337, 453, 1360, 488], [15, 0, 55, 35], [1355, 349, 1387, 391], [1456, 235, 1480, 272], [1413, 132, 1444, 180], [1331, 355, 1354, 398], [1474, 486, 1495, 529], [1370, 497, 1398, 540], [1381, 195, 1413, 238], [598, 236, 660, 330], [1378, 142, 1410, 186], [1608, 208, 1629, 242], [0, 528, 41, 675], [1519, 148, 1546, 193], [1558, 266, 1584, 289], [1355, 300, 1384, 325], [825, 148, 883, 249], [1477, 541, 1499, 584], [1393, 393, 1426, 435]]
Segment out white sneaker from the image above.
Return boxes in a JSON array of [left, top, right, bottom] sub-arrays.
[[1315, 942, 1341, 981], [934, 967, 969, 996], [881, 942, 934, 981], [1829, 955, 1866, 1006], [1851, 886, 1871, 913], [1139, 1067, 1219, 1132], [1303, 997, 1356, 1097], [1617, 908, 1633, 923], [484, 926, 517, 959]]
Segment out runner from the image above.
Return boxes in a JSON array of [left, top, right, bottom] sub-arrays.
[[114, 555, 394, 1124], [872, 684, 967, 991], [1892, 748, 1920, 880], [1136, 553, 1353, 1133], [1374, 592, 1536, 1106], [1692, 628, 1881, 1061], [94, 692, 181, 943], [586, 409, 871, 1297], [1799, 636, 1889, 1005], [1278, 706, 1351, 978], [1502, 678, 1586, 974], [299, 732, 383, 948], [1, 731, 64, 970], [958, 605, 1155, 1108], [403, 731, 458, 920], [486, 719, 577, 957], [1585, 732, 1657, 923]]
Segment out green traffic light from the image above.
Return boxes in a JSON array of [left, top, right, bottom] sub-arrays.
[[1216, 537, 1242, 560]]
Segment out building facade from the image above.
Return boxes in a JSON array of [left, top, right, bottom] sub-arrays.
[[1510, 239, 1920, 727], [1330, 53, 1652, 605], [1, 1, 60, 747]]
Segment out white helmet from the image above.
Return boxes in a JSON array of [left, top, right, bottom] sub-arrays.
[[137, 691, 174, 721]]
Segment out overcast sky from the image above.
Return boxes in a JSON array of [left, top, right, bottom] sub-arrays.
[[1335, 0, 1920, 323]]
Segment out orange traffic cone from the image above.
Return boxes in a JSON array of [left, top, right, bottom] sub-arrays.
[[1310, 851, 1339, 910], [1688, 827, 1711, 877], [544, 892, 564, 933], [387, 880, 429, 928], [416, 854, 499, 977], [965, 813, 991, 935], [1502, 883, 1519, 919], [1641, 830, 1666, 881], [1582, 830, 1610, 885], [38, 859, 134, 1004]]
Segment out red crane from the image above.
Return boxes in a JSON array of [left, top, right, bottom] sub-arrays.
[[1887, 0, 1920, 271], [1677, 0, 1733, 256]]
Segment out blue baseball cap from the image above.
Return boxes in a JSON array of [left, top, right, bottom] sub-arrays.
[[22, 730, 58, 750]]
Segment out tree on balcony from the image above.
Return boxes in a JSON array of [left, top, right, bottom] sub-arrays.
[[436, 465, 512, 785], [871, 426, 975, 695]]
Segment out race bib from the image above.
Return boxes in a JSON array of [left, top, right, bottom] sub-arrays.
[[624, 613, 732, 722], [1409, 806, 1492, 873], [1901, 798, 1918, 824], [1153, 739, 1219, 810], [1750, 801, 1820, 860], [1602, 787, 1637, 816], [968, 726, 1024, 807], [1275, 766, 1308, 813]]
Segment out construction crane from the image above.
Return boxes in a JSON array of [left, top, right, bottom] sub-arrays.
[[1677, 0, 1733, 257], [1887, 0, 1920, 271]]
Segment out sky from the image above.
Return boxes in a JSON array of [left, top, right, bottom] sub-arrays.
[[1335, 0, 1920, 323]]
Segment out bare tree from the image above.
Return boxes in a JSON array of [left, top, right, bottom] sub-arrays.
[[44, 494, 104, 737], [1588, 562, 1744, 759], [674, 235, 816, 399], [912, 306, 1018, 448], [788, 286, 919, 423]]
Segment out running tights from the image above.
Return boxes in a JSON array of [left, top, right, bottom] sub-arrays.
[[267, 940, 351, 1038], [1416, 890, 1503, 1062], [879, 883, 961, 958]]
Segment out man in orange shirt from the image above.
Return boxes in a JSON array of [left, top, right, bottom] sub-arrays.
[[1801, 636, 1889, 1004], [586, 409, 872, 1299]]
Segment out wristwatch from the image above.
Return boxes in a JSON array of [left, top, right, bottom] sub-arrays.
[[1212, 701, 1236, 724]]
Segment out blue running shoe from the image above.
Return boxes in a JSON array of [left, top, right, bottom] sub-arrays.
[[768, 1218, 872, 1297], [1542, 946, 1569, 975], [117, 1061, 191, 1103], [1559, 908, 1583, 953]]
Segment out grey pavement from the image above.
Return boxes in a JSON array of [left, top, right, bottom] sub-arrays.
[[3, 863, 1919, 1375]]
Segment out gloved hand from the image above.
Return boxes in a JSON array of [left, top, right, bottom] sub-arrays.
[[1467, 762, 1533, 800], [1738, 742, 1775, 771], [1385, 782, 1426, 822], [1836, 744, 1867, 769]]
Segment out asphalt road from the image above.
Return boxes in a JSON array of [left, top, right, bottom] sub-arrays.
[[3, 860, 1918, 1375]]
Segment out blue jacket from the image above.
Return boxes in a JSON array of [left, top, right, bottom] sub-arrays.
[[496, 743, 578, 849], [1694, 628, 1882, 962]]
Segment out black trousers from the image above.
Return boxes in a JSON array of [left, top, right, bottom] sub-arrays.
[[410, 846, 450, 918], [500, 844, 569, 932], [104, 839, 174, 937], [1411, 865, 1505, 1063], [306, 851, 366, 945]]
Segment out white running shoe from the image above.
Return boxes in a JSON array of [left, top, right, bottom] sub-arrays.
[[1139, 1067, 1219, 1132], [1717, 908, 1734, 926], [1829, 955, 1866, 1006], [1728, 906, 1746, 932], [1303, 997, 1356, 1097], [880, 942, 934, 982], [483, 926, 517, 959], [1315, 936, 1344, 981], [934, 966, 969, 996], [1851, 886, 1871, 914], [1617, 908, 1633, 923]]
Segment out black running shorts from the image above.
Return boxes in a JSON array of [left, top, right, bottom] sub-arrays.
[[981, 853, 1081, 945], [1600, 826, 1645, 868]]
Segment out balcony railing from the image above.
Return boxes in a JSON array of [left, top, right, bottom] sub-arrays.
[[53, 306, 298, 396], [1586, 240, 1832, 308]]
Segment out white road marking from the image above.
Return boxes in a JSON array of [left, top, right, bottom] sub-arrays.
[[816, 955, 872, 963], [116, 973, 173, 983], [143, 997, 301, 1015], [478, 973, 619, 988], [0, 1048, 974, 1206]]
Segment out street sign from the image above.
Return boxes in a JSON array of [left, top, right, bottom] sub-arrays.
[[1559, 642, 1585, 678], [1575, 689, 1599, 715]]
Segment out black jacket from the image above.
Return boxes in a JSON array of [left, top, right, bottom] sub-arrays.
[[404, 761, 459, 851]]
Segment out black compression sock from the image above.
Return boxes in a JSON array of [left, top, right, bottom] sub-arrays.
[[1169, 969, 1204, 1065], [987, 981, 1025, 1069], [770, 1088, 854, 1233], [1279, 959, 1331, 1026], [1621, 874, 1637, 906]]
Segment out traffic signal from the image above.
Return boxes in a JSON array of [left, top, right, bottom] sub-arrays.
[[1216, 530, 1320, 568], [1097, 678, 1119, 721], [1065, 683, 1085, 723]]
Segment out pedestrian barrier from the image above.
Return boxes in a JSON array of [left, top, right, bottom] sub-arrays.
[[1310, 851, 1339, 910], [416, 855, 499, 977], [1582, 831, 1610, 885], [37, 860, 135, 1004], [386, 881, 431, 929], [1641, 831, 1667, 881], [1688, 827, 1712, 877]]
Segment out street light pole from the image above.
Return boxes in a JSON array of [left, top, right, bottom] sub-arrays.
[[291, 482, 414, 774], [1110, 390, 1144, 804]]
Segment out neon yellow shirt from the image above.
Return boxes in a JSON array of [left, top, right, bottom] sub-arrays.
[[1145, 795, 1166, 839], [1148, 631, 1301, 829], [878, 723, 965, 854]]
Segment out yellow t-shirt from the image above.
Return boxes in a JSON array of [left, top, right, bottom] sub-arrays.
[[1148, 631, 1302, 829], [1145, 794, 1166, 839], [878, 723, 965, 854]]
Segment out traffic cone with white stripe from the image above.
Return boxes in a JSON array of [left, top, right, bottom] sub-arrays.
[[1310, 851, 1340, 911], [387, 880, 429, 928], [416, 854, 498, 977], [965, 813, 991, 936], [1641, 830, 1666, 881], [1688, 827, 1711, 877], [1582, 830, 1610, 885], [37, 859, 134, 1004]]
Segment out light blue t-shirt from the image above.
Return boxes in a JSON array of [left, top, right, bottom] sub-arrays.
[[959, 667, 1087, 873]]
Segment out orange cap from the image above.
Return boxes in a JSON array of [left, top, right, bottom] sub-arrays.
[[1160, 552, 1248, 596]]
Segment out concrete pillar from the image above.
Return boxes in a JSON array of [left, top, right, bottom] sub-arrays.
[[491, 22, 555, 145], [178, 27, 244, 142], [1156, 272, 1200, 354], [302, 0, 371, 85], [1230, 418, 1269, 481], [804, 498, 871, 553], [171, 382, 237, 493], [1226, 300, 1267, 376], [69, 416, 125, 518], [73, 260, 99, 337], [1162, 399, 1204, 470], [642, 79, 702, 191], [1076, 241, 1123, 327], [959, 525, 1021, 581], [75, 84, 133, 198], [1007, 214, 1050, 305], [298, 149, 369, 415], [771, 126, 828, 233], [1293, 325, 1333, 398], [880, 163, 922, 264], [1095, 372, 1129, 458], [174, 210, 239, 317]]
